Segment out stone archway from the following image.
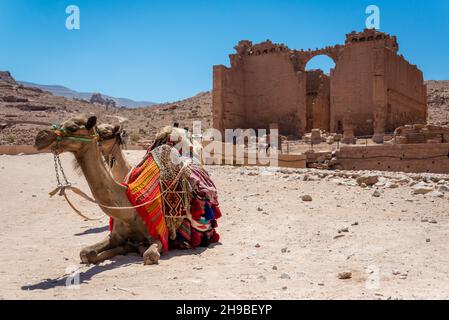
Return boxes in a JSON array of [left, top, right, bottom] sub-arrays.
[[303, 53, 337, 132]]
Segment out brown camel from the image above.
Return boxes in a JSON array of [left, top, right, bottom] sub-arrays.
[[34, 116, 162, 265]]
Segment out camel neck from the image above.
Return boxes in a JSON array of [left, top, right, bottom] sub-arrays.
[[75, 143, 134, 222], [110, 146, 132, 183]]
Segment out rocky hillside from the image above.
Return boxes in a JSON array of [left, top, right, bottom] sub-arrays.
[[0, 71, 211, 146], [426, 80, 449, 126], [19, 81, 156, 108]]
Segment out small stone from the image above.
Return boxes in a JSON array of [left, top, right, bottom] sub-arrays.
[[338, 227, 349, 233], [281, 247, 288, 253], [272, 265, 278, 270], [338, 272, 352, 280], [426, 238, 431, 243], [429, 191, 444, 198], [257, 207, 263, 212], [333, 235, 345, 239], [282, 286, 288, 290], [356, 174, 379, 186], [412, 182, 434, 195], [429, 219, 437, 224], [351, 221, 359, 226], [280, 273, 291, 279], [372, 190, 381, 197], [255, 243, 261, 248], [301, 195, 313, 202]]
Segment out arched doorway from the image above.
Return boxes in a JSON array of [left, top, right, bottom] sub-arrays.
[[305, 54, 336, 75], [304, 55, 336, 132]]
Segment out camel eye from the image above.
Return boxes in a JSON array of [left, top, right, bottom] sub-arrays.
[[66, 125, 78, 133]]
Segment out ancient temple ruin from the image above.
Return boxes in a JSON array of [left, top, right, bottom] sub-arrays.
[[212, 29, 427, 140]]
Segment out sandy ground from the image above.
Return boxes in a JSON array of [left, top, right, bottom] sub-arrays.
[[1, 151, 449, 300]]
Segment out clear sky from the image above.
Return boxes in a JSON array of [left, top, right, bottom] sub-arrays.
[[1, 0, 448, 103]]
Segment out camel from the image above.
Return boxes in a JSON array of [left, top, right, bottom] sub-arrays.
[[34, 115, 163, 265]]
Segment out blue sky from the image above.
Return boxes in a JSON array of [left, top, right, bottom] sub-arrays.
[[0, 0, 448, 103]]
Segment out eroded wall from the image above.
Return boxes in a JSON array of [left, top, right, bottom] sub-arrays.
[[213, 29, 428, 139]]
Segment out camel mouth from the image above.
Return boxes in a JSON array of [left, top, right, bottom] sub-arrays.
[[34, 130, 56, 151]]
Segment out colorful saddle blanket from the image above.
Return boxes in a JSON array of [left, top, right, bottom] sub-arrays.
[[110, 144, 221, 251], [125, 154, 170, 252]]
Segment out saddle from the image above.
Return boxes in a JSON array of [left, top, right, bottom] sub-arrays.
[[115, 144, 221, 251]]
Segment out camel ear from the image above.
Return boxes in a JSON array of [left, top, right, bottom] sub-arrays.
[[113, 125, 121, 134], [85, 116, 97, 130]]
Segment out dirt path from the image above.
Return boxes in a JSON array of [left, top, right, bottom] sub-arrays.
[[1, 151, 449, 299]]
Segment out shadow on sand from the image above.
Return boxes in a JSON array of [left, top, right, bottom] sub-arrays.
[[74, 226, 109, 236], [20, 244, 218, 291]]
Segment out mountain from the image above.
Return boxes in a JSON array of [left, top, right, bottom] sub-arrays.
[[1, 71, 212, 145], [18, 81, 156, 108]]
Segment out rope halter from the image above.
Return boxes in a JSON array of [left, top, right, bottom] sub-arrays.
[[51, 124, 100, 143]]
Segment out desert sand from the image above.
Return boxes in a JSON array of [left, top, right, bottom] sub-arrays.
[[1, 151, 449, 300]]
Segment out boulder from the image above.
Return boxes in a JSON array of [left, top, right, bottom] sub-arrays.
[[412, 182, 434, 195], [356, 174, 379, 186]]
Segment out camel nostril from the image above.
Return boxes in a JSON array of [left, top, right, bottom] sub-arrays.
[[34, 130, 56, 150]]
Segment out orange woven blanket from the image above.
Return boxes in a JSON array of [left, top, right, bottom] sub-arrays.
[[125, 155, 169, 251]]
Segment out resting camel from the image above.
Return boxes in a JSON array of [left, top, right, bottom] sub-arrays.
[[34, 115, 162, 265]]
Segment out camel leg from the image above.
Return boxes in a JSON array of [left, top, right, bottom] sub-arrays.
[[143, 240, 163, 265], [137, 244, 148, 256], [80, 235, 122, 264], [93, 244, 136, 263]]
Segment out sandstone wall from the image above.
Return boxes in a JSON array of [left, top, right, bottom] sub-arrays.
[[242, 52, 306, 136], [330, 41, 377, 135], [336, 143, 449, 173], [384, 50, 427, 132]]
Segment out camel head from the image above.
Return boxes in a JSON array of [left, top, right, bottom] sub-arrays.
[[34, 115, 98, 154], [97, 123, 126, 159]]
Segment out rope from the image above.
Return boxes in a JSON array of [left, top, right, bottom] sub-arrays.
[[49, 162, 189, 219]]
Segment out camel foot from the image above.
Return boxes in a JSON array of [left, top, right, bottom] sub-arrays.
[[143, 244, 160, 265], [80, 249, 98, 264]]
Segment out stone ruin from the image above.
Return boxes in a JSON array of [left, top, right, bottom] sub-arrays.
[[212, 29, 427, 140], [392, 124, 449, 144]]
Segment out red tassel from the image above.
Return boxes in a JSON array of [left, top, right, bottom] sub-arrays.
[[109, 218, 114, 231], [212, 204, 222, 219]]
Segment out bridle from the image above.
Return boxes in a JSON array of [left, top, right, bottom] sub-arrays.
[[49, 123, 104, 220], [50, 124, 100, 188], [51, 124, 100, 144], [98, 129, 127, 169], [46, 124, 186, 221]]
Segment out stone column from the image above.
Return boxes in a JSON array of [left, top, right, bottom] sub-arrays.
[[342, 110, 356, 144], [269, 123, 282, 150], [372, 46, 387, 144]]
